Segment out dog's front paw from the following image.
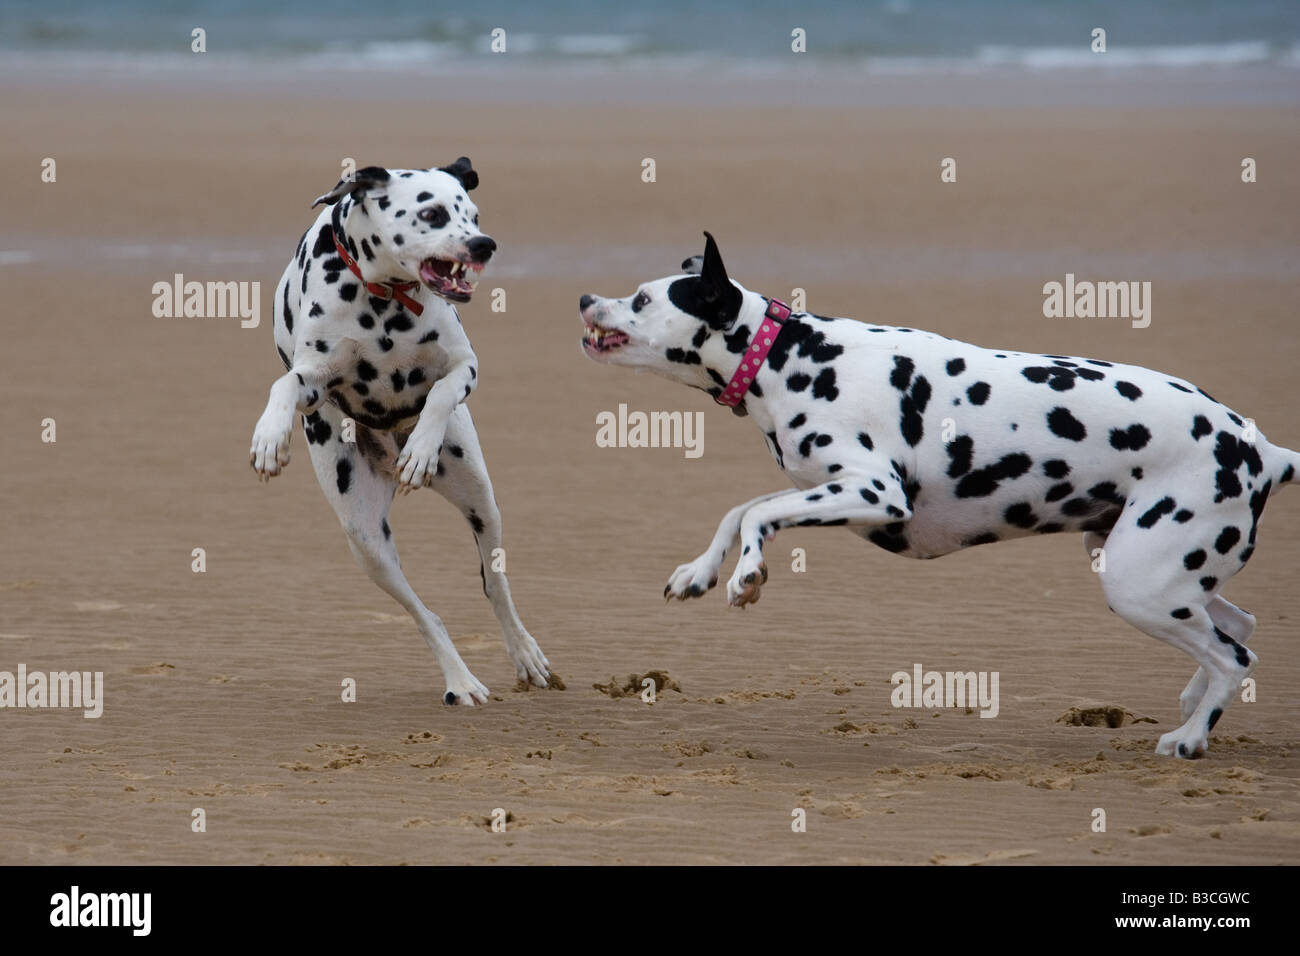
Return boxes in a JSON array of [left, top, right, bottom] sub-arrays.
[[726, 557, 768, 608], [442, 669, 490, 707], [250, 415, 293, 480], [1156, 725, 1209, 759], [394, 426, 446, 494], [665, 554, 721, 601]]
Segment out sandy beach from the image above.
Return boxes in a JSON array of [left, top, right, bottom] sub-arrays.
[[1, 60, 1298, 865]]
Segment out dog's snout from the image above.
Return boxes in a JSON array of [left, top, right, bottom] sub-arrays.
[[579, 294, 596, 311], [466, 235, 497, 262]]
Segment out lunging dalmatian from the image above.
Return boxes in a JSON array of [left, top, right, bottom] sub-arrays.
[[250, 160, 550, 705], [579, 232, 1298, 757]]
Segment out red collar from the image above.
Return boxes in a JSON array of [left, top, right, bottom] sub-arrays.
[[715, 298, 791, 407], [332, 229, 424, 317]]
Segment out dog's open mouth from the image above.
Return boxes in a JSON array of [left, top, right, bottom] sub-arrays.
[[419, 257, 483, 302], [582, 321, 630, 354]]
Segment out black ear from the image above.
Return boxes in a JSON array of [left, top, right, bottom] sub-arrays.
[[438, 156, 479, 191], [699, 231, 731, 302], [311, 166, 390, 207]]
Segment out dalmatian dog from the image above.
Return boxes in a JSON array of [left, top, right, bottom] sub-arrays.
[[578, 232, 1298, 758], [250, 160, 550, 705]]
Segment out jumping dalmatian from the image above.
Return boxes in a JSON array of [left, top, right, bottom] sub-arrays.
[[250, 160, 550, 706], [578, 232, 1298, 758]]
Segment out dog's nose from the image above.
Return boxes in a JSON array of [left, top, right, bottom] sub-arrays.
[[579, 294, 596, 311], [466, 235, 496, 262]]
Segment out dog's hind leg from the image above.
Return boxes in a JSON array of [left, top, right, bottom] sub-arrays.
[[426, 404, 550, 688], [1178, 596, 1256, 722], [304, 404, 489, 706], [1092, 509, 1257, 757]]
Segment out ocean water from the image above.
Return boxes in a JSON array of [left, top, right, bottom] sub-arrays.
[[1, 0, 1298, 72]]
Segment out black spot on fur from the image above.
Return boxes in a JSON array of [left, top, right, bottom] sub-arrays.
[[336, 459, 352, 494], [946, 358, 965, 376], [1184, 549, 1207, 570], [946, 436, 974, 478], [955, 453, 1032, 499], [1046, 407, 1087, 442], [1116, 381, 1142, 401], [858, 431, 874, 451], [1214, 526, 1241, 553], [356, 359, 378, 381], [1214, 626, 1251, 666], [312, 225, 335, 258], [812, 367, 839, 401], [1246, 479, 1271, 545], [1191, 415, 1212, 440], [1109, 424, 1151, 451], [890, 356, 914, 391], [1022, 366, 1076, 391], [1088, 481, 1126, 506], [1199, 576, 1217, 591], [723, 323, 752, 354], [1005, 503, 1038, 528], [1136, 497, 1176, 529], [1174, 509, 1194, 523], [1045, 482, 1073, 502], [1170, 607, 1192, 620], [787, 372, 811, 392], [1043, 459, 1070, 479], [966, 382, 991, 405]]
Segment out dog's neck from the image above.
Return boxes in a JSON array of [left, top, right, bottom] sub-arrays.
[[692, 290, 784, 425], [331, 199, 411, 285]]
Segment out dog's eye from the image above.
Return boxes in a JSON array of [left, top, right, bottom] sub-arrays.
[[418, 206, 450, 227], [472, 214, 479, 226], [631, 291, 650, 313]]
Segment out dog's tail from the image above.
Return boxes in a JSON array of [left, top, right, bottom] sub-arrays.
[[1269, 443, 1300, 493]]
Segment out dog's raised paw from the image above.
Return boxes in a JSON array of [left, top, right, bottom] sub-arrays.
[[665, 556, 721, 601], [249, 426, 292, 480]]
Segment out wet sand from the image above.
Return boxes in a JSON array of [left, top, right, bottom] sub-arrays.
[[1, 66, 1297, 864]]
